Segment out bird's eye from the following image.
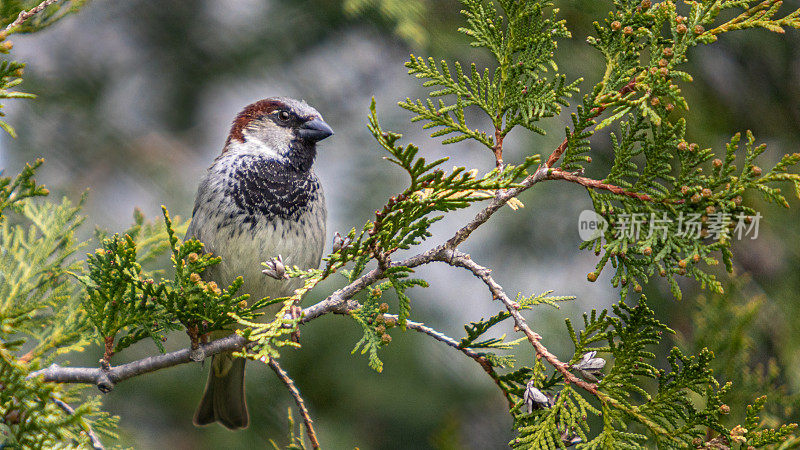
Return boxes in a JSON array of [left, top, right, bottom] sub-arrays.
[[278, 110, 290, 122]]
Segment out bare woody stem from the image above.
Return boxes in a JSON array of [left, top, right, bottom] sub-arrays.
[[3, 0, 62, 34], [30, 334, 249, 391], [33, 164, 591, 401], [545, 168, 684, 204], [384, 313, 515, 409], [102, 336, 114, 369], [266, 357, 320, 450], [493, 125, 505, 168], [31, 127, 642, 412], [52, 398, 105, 450], [545, 79, 637, 168], [443, 250, 598, 394]]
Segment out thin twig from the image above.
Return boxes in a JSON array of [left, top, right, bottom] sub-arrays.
[[385, 314, 515, 409], [545, 79, 637, 168], [547, 169, 653, 200], [3, 0, 62, 34], [32, 163, 595, 405], [545, 168, 684, 204], [32, 166, 557, 387], [442, 249, 599, 395], [52, 398, 105, 450], [493, 124, 504, 168], [389, 314, 483, 360], [266, 357, 320, 450]]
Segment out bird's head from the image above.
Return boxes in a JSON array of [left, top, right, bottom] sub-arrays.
[[224, 97, 333, 170]]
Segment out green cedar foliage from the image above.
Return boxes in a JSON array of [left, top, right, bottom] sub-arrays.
[[342, 0, 428, 46], [0, 163, 117, 447], [4, 0, 800, 448], [573, 4, 800, 302], [402, 0, 580, 150], [0, 0, 86, 137], [79, 207, 277, 361], [270, 408, 310, 450], [0, 163, 281, 447], [678, 273, 800, 447], [323, 0, 800, 447]]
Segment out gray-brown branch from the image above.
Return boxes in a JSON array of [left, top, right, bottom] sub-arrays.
[[31, 334, 248, 391], [30, 165, 592, 399], [30, 313, 507, 393], [443, 250, 598, 394], [52, 398, 105, 450], [385, 313, 516, 408], [266, 357, 320, 450], [3, 0, 62, 33]]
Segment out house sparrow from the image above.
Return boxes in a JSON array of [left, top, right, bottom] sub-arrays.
[[186, 97, 332, 429]]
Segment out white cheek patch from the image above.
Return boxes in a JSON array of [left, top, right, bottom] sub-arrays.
[[261, 128, 294, 157], [226, 131, 291, 161]]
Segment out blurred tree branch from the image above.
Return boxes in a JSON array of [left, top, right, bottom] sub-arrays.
[[3, 0, 63, 33], [266, 357, 320, 450], [52, 398, 106, 450]]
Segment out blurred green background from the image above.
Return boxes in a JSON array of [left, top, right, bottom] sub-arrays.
[[1, 0, 799, 448]]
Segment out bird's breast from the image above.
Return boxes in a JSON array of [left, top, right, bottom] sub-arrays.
[[188, 155, 327, 302], [207, 205, 326, 301]]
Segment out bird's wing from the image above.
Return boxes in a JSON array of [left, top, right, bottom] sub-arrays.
[[184, 177, 220, 282]]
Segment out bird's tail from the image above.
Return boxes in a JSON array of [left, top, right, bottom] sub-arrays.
[[193, 351, 249, 430]]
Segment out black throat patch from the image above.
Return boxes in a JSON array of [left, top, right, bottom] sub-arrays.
[[227, 153, 320, 221]]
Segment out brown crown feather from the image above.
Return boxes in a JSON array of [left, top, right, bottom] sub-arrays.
[[226, 99, 287, 145]]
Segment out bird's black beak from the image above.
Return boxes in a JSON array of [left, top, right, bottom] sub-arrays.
[[298, 118, 334, 143]]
